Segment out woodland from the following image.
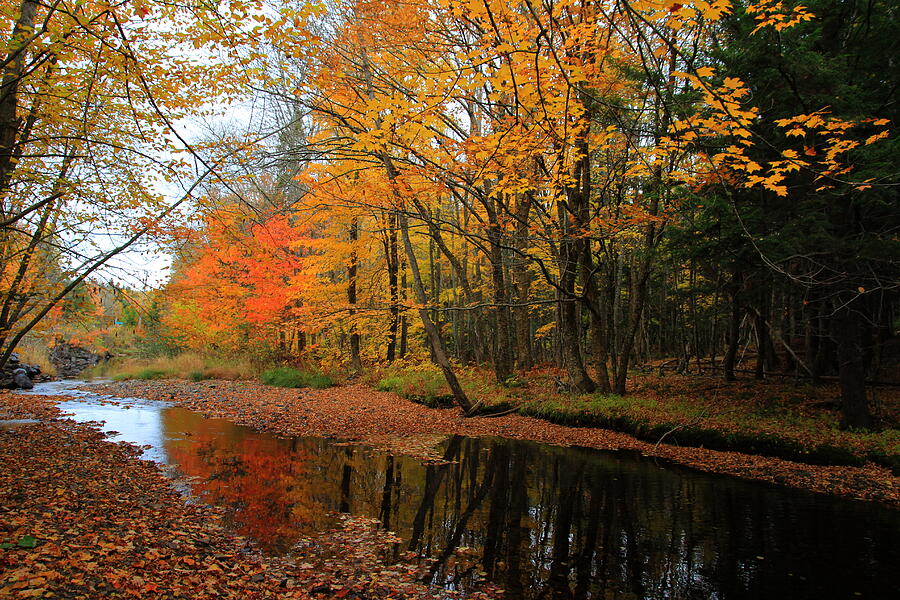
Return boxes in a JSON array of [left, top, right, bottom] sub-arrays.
[[3, 0, 897, 424], [0, 0, 898, 457], [0, 0, 899, 597]]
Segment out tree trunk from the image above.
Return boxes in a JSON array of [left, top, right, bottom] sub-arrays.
[[614, 242, 657, 396], [0, 0, 37, 195], [485, 197, 512, 383], [558, 230, 595, 392], [380, 155, 473, 412], [723, 270, 743, 381], [398, 209, 472, 411], [754, 306, 767, 380], [582, 245, 611, 392], [385, 216, 400, 362], [555, 129, 595, 393], [513, 193, 533, 369], [613, 59, 672, 395], [347, 218, 362, 373], [834, 298, 873, 429]]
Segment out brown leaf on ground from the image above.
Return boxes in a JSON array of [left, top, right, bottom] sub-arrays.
[[0, 392, 499, 600]]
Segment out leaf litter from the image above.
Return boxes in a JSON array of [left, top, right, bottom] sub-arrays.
[[0, 390, 502, 600]]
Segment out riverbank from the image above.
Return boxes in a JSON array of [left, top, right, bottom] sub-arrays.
[[362, 365, 900, 473], [0, 391, 499, 599], [85, 379, 899, 506]]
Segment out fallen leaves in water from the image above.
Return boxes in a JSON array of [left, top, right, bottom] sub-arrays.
[[0, 392, 500, 600]]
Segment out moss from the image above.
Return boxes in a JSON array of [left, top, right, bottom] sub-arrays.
[[518, 399, 874, 468], [502, 375, 527, 388], [474, 400, 517, 416], [406, 394, 456, 409]]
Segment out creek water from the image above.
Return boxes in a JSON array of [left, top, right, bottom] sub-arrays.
[[22, 381, 900, 600]]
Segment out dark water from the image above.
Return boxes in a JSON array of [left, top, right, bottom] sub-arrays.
[[32, 382, 900, 600]]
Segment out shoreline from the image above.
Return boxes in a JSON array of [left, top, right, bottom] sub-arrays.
[[83, 378, 899, 507], [0, 390, 497, 600]]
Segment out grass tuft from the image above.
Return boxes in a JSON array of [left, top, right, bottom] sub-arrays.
[[188, 370, 209, 382], [94, 353, 258, 382], [261, 367, 332, 389], [114, 368, 168, 381], [12, 343, 56, 376]]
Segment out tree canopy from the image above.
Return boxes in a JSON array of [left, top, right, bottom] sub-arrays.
[[4, 0, 897, 427]]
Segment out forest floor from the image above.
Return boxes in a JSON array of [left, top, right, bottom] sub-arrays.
[[0, 391, 503, 600], [355, 363, 899, 475], [81, 377, 898, 505]]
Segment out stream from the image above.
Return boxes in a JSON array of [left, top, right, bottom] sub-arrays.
[[19, 380, 900, 600]]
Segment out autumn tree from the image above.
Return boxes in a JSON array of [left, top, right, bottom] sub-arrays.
[[0, 0, 269, 366], [147, 0, 897, 424]]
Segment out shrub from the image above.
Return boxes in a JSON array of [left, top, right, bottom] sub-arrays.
[[376, 376, 403, 392]]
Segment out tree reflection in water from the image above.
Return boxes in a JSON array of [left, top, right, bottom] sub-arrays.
[[162, 407, 899, 600]]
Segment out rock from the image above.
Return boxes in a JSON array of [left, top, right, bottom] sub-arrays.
[[49, 342, 108, 377], [1, 361, 40, 389], [12, 368, 33, 390]]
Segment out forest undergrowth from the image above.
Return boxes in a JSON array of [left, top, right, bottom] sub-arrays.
[[351, 360, 900, 474], [94, 354, 900, 477]]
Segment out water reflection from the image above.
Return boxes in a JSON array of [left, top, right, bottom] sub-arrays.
[[160, 407, 899, 600], [53, 392, 171, 463]]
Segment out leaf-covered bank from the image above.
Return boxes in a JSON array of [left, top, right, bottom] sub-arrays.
[[364, 365, 899, 473]]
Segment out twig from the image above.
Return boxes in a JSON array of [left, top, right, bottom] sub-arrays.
[[653, 397, 713, 450], [477, 405, 522, 418], [463, 399, 485, 417]]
